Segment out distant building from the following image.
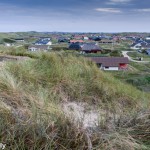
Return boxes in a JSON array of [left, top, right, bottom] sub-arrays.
[[69, 40, 84, 43], [69, 42, 102, 53], [130, 43, 142, 49], [131, 42, 150, 50], [90, 37, 101, 41], [4, 43, 14, 47], [73, 35, 83, 40], [89, 57, 129, 71], [81, 43, 102, 53], [145, 37, 150, 40], [58, 38, 69, 43], [145, 49, 150, 55], [14, 38, 25, 42], [83, 36, 89, 40], [99, 39, 113, 44], [28, 45, 50, 52], [35, 38, 52, 45], [69, 42, 83, 50]]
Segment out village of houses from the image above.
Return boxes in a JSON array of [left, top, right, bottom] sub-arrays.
[[1, 32, 150, 70], [1, 32, 150, 92]]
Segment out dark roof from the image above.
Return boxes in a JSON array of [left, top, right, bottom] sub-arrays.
[[14, 38, 24, 40], [131, 41, 150, 48], [145, 40, 150, 44], [146, 49, 150, 55], [35, 39, 51, 45], [81, 43, 101, 51], [58, 37, 69, 42], [131, 43, 137, 47], [89, 57, 129, 67], [69, 42, 83, 50]]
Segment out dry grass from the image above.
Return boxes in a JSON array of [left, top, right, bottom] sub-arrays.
[[0, 52, 149, 149]]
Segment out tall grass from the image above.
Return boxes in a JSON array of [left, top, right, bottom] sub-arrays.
[[0, 52, 149, 149]]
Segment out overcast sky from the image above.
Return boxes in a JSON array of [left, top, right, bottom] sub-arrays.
[[0, 0, 150, 32]]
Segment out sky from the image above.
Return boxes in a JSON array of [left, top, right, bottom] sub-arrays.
[[0, 0, 150, 32]]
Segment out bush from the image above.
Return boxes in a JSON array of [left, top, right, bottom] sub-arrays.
[[110, 50, 122, 57]]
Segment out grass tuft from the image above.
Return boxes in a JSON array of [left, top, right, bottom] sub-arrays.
[[0, 52, 149, 149]]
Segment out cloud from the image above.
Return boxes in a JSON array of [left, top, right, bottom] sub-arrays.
[[107, 0, 132, 5], [95, 8, 122, 13], [134, 8, 150, 12], [110, 0, 131, 2]]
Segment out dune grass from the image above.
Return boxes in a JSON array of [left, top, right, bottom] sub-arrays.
[[0, 52, 150, 149]]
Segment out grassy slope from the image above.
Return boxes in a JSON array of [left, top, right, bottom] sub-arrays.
[[111, 61, 150, 92], [0, 52, 150, 149], [127, 52, 150, 61]]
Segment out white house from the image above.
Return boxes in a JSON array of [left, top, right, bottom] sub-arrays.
[[145, 37, 150, 40], [28, 45, 50, 52], [130, 43, 142, 49], [83, 37, 89, 40], [35, 38, 52, 45], [4, 43, 14, 47]]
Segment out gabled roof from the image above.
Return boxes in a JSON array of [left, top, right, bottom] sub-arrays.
[[89, 57, 129, 67], [131, 43, 140, 47], [69, 42, 83, 50], [35, 39, 51, 45], [131, 41, 150, 48], [81, 43, 101, 51]]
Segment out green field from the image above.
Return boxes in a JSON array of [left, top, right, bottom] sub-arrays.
[[127, 51, 150, 61]]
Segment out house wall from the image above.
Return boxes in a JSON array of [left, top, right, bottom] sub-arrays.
[[101, 66, 119, 71], [119, 64, 128, 69], [29, 48, 37, 51], [146, 37, 150, 40], [84, 37, 89, 40], [83, 50, 99, 53], [5, 43, 11, 47], [46, 41, 52, 45], [104, 67, 118, 71]]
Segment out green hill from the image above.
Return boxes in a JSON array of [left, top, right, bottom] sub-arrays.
[[0, 52, 150, 149]]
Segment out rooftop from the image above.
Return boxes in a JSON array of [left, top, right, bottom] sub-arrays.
[[89, 57, 129, 67]]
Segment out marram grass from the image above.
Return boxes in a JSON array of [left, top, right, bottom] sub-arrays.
[[0, 52, 149, 149]]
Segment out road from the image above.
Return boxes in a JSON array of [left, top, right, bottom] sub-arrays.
[[122, 51, 150, 63]]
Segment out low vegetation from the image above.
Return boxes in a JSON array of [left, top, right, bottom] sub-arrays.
[[112, 61, 150, 92], [100, 40, 132, 52], [0, 52, 150, 149], [127, 51, 150, 61]]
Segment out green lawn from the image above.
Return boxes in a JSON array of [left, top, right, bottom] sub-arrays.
[[127, 51, 150, 61], [109, 61, 150, 92], [100, 40, 132, 51]]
